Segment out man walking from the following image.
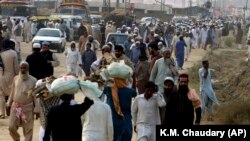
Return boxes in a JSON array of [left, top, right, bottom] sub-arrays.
[[103, 77, 137, 141], [43, 94, 93, 141], [7, 61, 37, 141], [26, 43, 47, 80], [132, 82, 166, 141], [199, 60, 219, 121], [0, 39, 19, 118], [164, 74, 201, 126], [150, 47, 179, 93], [40, 42, 60, 77], [64, 41, 82, 76]]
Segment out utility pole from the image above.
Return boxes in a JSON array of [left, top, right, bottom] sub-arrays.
[[103, 0, 111, 14], [244, 0, 249, 21], [189, 0, 192, 16], [160, 0, 165, 12], [116, 0, 120, 8]]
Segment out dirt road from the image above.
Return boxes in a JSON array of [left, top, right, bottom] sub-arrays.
[[0, 42, 207, 141]]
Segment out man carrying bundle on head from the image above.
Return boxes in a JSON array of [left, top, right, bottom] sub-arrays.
[[43, 75, 93, 141], [102, 60, 137, 141]]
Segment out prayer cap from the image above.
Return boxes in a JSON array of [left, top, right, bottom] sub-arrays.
[[102, 45, 111, 50], [20, 61, 29, 67], [158, 42, 163, 45], [164, 77, 174, 84], [42, 41, 50, 46], [33, 43, 41, 48], [107, 42, 113, 45]]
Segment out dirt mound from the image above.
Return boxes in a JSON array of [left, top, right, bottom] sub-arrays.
[[204, 50, 249, 101], [188, 49, 250, 124]]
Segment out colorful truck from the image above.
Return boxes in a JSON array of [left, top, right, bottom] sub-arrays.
[[0, 0, 37, 17], [56, 0, 91, 21]]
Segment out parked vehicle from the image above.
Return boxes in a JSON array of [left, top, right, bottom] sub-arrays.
[[105, 33, 128, 47], [32, 28, 66, 53], [56, 0, 91, 22]]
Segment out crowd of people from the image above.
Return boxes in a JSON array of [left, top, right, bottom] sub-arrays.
[[0, 15, 248, 141]]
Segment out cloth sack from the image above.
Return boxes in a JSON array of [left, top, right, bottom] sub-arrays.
[[107, 60, 133, 79], [51, 75, 79, 96], [79, 80, 102, 100]]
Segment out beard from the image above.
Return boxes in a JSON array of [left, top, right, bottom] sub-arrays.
[[178, 85, 189, 95], [19, 72, 29, 81], [164, 88, 173, 98]]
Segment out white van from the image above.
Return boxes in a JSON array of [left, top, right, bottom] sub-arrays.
[[51, 14, 82, 41]]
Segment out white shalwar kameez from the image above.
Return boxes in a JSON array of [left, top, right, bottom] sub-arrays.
[[132, 93, 166, 141], [191, 28, 199, 48], [184, 36, 191, 60], [64, 48, 82, 76], [200, 28, 208, 47], [81, 100, 113, 141]]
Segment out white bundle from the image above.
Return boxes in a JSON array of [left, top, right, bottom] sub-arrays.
[[79, 80, 102, 100], [51, 75, 80, 96], [107, 60, 133, 79]]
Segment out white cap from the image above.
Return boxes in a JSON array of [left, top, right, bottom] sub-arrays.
[[158, 42, 163, 45], [164, 77, 174, 83], [135, 41, 140, 44], [154, 34, 159, 37], [33, 43, 41, 48]]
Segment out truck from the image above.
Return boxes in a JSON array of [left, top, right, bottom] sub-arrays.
[[56, 0, 91, 22], [0, 0, 37, 17]]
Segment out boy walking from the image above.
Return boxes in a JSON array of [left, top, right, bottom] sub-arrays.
[[132, 82, 166, 141]]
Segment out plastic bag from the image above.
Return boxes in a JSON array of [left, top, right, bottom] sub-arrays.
[[51, 75, 79, 96], [107, 60, 133, 79]]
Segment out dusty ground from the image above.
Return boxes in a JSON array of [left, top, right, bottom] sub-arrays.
[[0, 42, 212, 141]]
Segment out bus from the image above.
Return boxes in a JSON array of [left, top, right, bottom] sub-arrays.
[[0, 1, 37, 17], [56, 0, 91, 22]]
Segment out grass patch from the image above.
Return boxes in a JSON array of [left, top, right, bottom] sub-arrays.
[[187, 49, 250, 124], [224, 36, 234, 48], [187, 64, 202, 93], [216, 98, 250, 124]]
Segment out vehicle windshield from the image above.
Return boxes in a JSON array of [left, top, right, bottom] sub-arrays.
[[0, 6, 37, 17], [36, 29, 60, 37], [59, 8, 88, 17], [91, 16, 102, 24], [107, 34, 128, 45]]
